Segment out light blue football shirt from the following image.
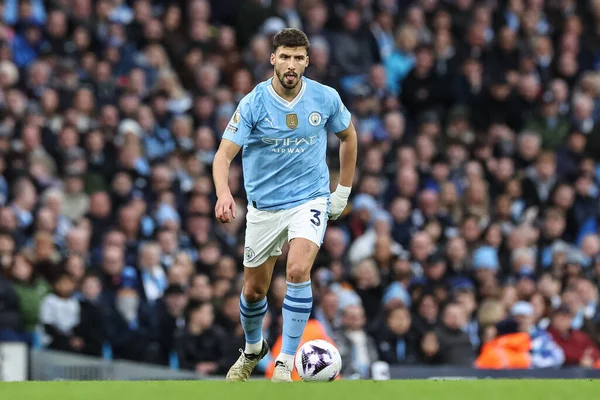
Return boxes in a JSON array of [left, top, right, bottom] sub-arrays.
[[222, 77, 351, 211]]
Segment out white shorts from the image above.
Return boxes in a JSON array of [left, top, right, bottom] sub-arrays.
[[243, 197, 329, 268]]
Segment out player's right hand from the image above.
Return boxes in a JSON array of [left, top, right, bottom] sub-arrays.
[[215, 192, 237, 223]]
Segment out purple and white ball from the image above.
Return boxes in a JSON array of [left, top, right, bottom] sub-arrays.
[[295, 339, 342, 382]]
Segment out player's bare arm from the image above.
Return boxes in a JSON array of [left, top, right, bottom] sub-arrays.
[[336, 121, 358, 187], [329, 121, 358, 220], [213, 138, 241, 223]]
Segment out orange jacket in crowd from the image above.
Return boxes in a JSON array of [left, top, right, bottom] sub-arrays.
[[265, 319, 337, 381], [475, 332, 532, 369]]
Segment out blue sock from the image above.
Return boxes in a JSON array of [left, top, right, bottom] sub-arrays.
[[281, 280, 313, 355], [240, 293, 268, 345]]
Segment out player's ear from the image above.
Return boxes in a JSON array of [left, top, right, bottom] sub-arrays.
[[270, 53, 275, 66], [306, 56, 309, 68]]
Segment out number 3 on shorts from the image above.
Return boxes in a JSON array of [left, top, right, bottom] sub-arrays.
[[310, 209, 321, 226]]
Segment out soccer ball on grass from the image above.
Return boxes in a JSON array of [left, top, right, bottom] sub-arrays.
[[295, 339, 342, 382]]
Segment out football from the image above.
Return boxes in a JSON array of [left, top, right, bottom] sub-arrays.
[[295, 339, 342, 382]]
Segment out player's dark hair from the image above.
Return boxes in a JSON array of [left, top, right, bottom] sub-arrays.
[[272, 28, 310, 52]]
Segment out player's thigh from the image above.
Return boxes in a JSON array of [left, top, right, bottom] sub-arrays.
[[244, 205, 287, 269], [287, 238, 320, 268], [286, 237, 320, 282]]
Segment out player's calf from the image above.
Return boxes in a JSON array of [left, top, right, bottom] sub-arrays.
[[277, 279, 312, 373], [276, 238, 318, 372], [227, 258, 276, 382], [240, 293, 267, 347], [240, 283, 269, 355], [226, 285, 271, 382], [239, 258, 275, 354]]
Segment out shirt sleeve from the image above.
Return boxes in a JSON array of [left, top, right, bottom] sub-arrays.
[[222, 95, 254, 146], [325, 87, 351, 134]]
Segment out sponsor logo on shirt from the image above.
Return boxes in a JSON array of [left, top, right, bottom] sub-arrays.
[[261, 136, 318, 154]]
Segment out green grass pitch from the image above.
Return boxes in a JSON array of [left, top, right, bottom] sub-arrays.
[[1, 380, 598, 400]]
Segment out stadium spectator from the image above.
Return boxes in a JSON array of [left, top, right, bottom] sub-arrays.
[[153, 283, 188, 365], [106, 287, 159, 363], [75, 272, 108, 357], [511, 300, 565, 368], [548, 304, 600, 367], [332, 304, 379, 378], [313, 290, 341, 338], [434, 303, 476, 366], [374, 306, 420, 365], [39, 272, 81, 352], [9, 254, 50, 343], [0, 272, 21, 341], [176, 302, 229, 375]]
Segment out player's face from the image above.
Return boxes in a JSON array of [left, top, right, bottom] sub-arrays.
[[271, 46, 309, 90]]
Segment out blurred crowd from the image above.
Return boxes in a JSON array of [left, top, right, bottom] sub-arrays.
[[1, 0, 600, 379]]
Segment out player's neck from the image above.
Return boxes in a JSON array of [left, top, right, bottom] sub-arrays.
[[272, 77, 303, 102]]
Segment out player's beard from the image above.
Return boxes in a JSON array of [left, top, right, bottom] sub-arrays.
[[277, 69, 302, 90]]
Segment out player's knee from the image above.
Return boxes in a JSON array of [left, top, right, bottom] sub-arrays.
[[243, 284, 268, 303], [286, 262, 311, 283]]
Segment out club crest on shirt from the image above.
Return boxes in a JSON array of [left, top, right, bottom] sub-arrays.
[[244, 247, 255, 261], [308, 112, 322, 126], [286, 113, 298, 129]]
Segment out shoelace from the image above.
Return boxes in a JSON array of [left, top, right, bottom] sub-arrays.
[[275, 361, 292, 372], [230, 352, 255, 375]]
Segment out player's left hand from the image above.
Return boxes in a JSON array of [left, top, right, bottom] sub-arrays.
[[329, 184, 351, 220]]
